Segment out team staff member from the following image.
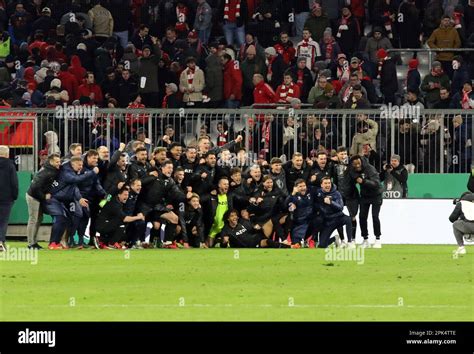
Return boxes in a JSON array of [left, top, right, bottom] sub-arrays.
[[315, 177, 354, 248], [349, 155, 383, 249], [26, 153, 61, 249], [96, 186, 145, 249]]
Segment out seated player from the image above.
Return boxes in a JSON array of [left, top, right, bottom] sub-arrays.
[[220, 210, 281, 248]]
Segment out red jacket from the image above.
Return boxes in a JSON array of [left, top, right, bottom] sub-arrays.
[[253, 80, 276, 105], [275, 82, 300, 103], [69, 55, 86, 83], [77, 83, 103, 106], [350, 0, 365, 18], [274, 42, 296, 66], [223, 60, 243, 100], [58, 71, 79, 103]]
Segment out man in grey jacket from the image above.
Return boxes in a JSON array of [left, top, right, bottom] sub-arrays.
[[365, 27, 393, 64], [205, 43, 224, 108]]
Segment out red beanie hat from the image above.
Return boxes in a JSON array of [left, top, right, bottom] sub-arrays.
[[408, 58, 419, 69], [376, 48, 388, 60]]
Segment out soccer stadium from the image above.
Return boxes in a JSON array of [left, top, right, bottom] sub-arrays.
[[0, 0, 473, 337]]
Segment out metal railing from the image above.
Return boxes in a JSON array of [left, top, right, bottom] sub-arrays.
[[387, 47, 474, 69], [0, 108, 472, 174]]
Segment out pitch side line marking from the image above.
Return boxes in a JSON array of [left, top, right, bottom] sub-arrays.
[[10, 304, 470, 309]]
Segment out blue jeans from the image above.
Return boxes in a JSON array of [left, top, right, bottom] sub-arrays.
[[114, 30, 129, 48], [294, 12, 309, 37], [224, 99, 240, 108], [198, 28, 211, 44], [223, 22, 245, 47], [0, 201, 13, 242], [291, 223, 309, 244]]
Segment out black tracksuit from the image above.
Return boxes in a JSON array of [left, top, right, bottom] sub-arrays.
[[96, 198, 127, 244], [103, 150, 128, 195], [221, 219, 263, 248], [179, 206, 205, 247], [283, 161, 311, 191], [349, 160, 383, 239]]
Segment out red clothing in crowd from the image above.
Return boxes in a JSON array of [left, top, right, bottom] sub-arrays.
[[77, 82, 103, 106], [125, 102, 148, 131], [23, 67, 37, 91], [57, 70, 79, 103], [274, 42, 296, 66], [223, 59, 243, 100], [68, 55, 86, 83], [275, 82, 300, 103], [253, 80, 276, 105]]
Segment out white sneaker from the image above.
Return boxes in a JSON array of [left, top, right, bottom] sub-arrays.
[[334, 234, 342, 247], [373, 239, 382, 249], [341, 240, 348, 248], [360, 239, 370, 248], [454, 246, 466, 255], [0, 242, 5, 252], [348, 241, 356, 249]]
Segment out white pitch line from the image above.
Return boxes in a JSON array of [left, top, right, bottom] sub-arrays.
[[9, 304, 470, 309]]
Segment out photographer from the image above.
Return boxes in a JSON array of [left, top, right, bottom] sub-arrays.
[[380, 155, 408, 198], [449, 192, 474, 256]]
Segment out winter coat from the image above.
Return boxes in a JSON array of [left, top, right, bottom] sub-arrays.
[[350, 118, 379, 155], [223, 59, 243, 100], [88, 5, 114, 37], [205, 53, 223, 102], [0, 157, 18, 202], [365, 36, 393, 63], [137, 43, 162, 94], [314, 185, 345, 219], [179, 66, 205, 103], [27, 160, 58, 202], [69, 55, 86, 83], [427, 25, 462, 62], [348, 159, 383, 203]]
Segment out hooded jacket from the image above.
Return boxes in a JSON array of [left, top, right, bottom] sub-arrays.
[[137, 43, 161, 94], [348, 159, 383, 203], [314, 184, 345, 219], [27, 160, 59, 202]]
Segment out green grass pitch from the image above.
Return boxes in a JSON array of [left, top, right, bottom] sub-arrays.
[[1, 243, 472, 321]]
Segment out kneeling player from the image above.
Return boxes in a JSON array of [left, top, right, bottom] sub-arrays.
[[315, 177, 354, 248], [96, 186, 145, 249]]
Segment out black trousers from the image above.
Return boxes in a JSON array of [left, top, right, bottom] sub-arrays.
[[101, 224, 127, 244], [318, 216, 353, 248], [0, 201, 13, 243], [359, 201, 382, 238]]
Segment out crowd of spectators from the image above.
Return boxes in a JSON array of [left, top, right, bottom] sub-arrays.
[[0, 0, 472, 111]]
